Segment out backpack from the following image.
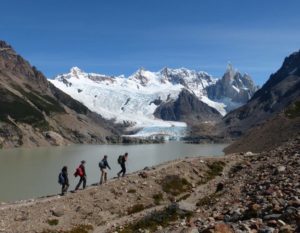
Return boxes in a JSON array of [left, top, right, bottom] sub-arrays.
[[99, 160, 105, 169], [58, 172, 65, 185], [74, 167, 83, 177], [118, 155, 123, 164]]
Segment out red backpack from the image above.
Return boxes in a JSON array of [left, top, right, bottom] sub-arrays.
[[74, 166, 83, 177]]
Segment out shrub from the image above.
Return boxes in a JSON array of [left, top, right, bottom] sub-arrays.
[[197, 161, 225, 185], [119, 204, 193, 233], [41, 224, 93, 233], [127, 204, 145, 215], [127, 189, 136, 193], [47, 219, 59, 226], [285, 101, 300, 118], [153, 192, 164, 205], [162, 175, 192, 196]]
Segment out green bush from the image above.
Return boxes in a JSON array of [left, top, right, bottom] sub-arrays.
[[127, 189, 136, 193], [127, 204, 145, 215], [120, 204, 192, 233], [162, 175, 192, 196], [47, 219, 59, 226], [17, 88, 65, 115], [0, 88, 45, 124], [198, 161, 225, 185], [285, 101, 300, 118], [153, 192, 164, 205], [41, 224, 93, 233]]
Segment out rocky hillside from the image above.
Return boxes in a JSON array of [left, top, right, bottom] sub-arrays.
[[222, 50, 300, 139], [0, 138, 299, 233], [224, 101, 300, 154], [154, 89, 222, 123], [0, 41, 118, 148]]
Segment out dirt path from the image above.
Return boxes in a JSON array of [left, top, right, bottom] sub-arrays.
[[0, 156, 237, 233]]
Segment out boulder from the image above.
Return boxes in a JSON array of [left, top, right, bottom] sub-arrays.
[[178, 201, 197, 212], [276, 166, 286, 173], [51, 208, 64, 217], [138, 172, 148, 179], [44, 131, 65, 146]]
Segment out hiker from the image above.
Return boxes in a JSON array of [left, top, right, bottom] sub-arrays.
[[99, 155, 111, 184], [117, 152, 128, 178], [58, 166, 69, 195], [74, 160, 86, 191]]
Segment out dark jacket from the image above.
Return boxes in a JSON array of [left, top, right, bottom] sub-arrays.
[[62, 170, 69, 185], [121, 156, 127, 165], [99, 158, 111, 169]]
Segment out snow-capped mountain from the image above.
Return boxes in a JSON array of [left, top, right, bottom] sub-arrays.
[[207, 64, 259, 111], [50, 66, 257, 138]]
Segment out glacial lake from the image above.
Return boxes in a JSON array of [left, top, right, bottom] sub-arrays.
[[0, 142, 227, 202]]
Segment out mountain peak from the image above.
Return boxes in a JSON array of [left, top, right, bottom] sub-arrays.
[[69, 67, 85, 79], [70, 66, 83, 74], [225, 62, 237, 76], [206, 64, 258, 108], [0, 41, 17, 57], [0, 40, 12, 49]]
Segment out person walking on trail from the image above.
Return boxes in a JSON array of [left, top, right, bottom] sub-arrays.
[[117, 152, 128, 178], [74, 160, 86, 191], [99, 155, 111, 185], [58, 166, 69, 195]]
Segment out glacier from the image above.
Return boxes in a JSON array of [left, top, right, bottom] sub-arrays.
[[50, 66, 257, 139]]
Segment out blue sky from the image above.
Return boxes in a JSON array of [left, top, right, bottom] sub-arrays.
[[1, 0, 300, 85]]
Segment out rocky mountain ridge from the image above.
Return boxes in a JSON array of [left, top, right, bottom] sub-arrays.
[[154, 89, 222, 123], [0, 40, 118, 148], [224, 107, 300, 154], [207, 64, 257, 110], [222, 50, 300, 140], [50, 64, 258, 138]]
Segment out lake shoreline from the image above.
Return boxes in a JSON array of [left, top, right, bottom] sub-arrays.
[[0, 142, 227, 202], [0, 138, 299, 233], [0, 155, 233, 233], [0, 155, 222, 207], [0, 135, 230, 150]]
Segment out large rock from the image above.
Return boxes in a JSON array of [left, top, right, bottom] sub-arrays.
[[178, 201, 197, 212]]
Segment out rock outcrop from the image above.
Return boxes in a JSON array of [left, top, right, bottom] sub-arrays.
[[154, 89, 222, 122], [224, 103, 300, 154], [206, 64, 258, 111], [0, 40, 118, 148]]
